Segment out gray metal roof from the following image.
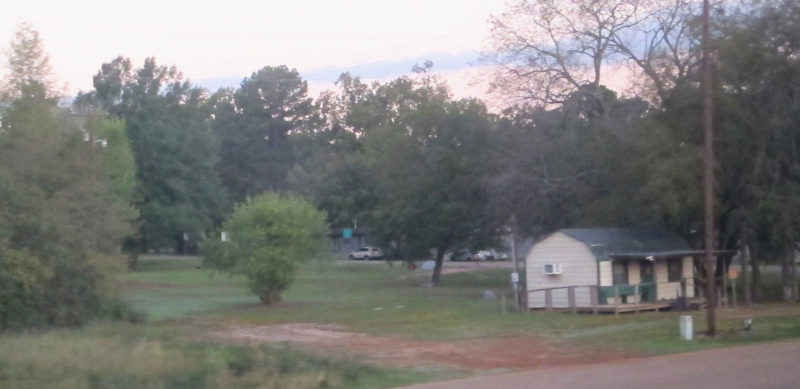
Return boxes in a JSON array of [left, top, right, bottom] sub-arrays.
[[560, 228, 692, 261]]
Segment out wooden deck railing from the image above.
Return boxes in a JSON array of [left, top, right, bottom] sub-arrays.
[[528, 279, 693, 315], [527, 284, 599, 313]]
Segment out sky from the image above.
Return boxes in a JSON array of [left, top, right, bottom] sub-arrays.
[[1, 0, 507, 100]]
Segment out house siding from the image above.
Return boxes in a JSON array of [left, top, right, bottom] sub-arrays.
[[655, 256, 695, 299], [629, 261, 641, 285], [599, 261, 612, 286], [526, 232, 598, 309], [684, 257, 695, 298]]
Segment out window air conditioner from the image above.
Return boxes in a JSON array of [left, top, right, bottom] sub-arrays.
[[543, 263, 562, 275]]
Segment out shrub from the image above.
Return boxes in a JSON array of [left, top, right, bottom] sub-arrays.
[[204, 194, 328, 304]]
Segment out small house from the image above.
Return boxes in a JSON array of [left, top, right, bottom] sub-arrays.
[[526, 228, 697, 312]]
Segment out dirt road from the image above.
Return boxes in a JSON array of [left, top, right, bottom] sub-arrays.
[[396, 339, 800, 389]]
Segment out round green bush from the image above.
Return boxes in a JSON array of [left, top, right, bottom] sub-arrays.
[[204, 194, 328, 304]]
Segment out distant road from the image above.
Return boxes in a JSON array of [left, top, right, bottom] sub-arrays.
[[396, 340, 800, 389]]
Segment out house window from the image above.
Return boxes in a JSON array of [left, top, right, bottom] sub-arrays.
[[612, 260, 628, 285], [668, 258, 683, 282]]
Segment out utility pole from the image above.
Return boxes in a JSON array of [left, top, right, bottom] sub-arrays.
[[702, 0, 717, 336], [511, 214, 522, 312]]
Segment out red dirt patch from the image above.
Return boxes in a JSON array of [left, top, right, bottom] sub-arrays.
[[210, 323, 632, 370]]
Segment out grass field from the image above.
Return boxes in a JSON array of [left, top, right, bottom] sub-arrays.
[[121, 256, 800, 353], [3, 255, 800, 388]]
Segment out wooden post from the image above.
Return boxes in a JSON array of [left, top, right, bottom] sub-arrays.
[[568, 286, 576, 314], [545, 289, 552, 311], [701, 0, 717, 337], [634, 284, 640, 314], [591, 286, 599, 315], [614, 285, 620, 316], [723, 266, 729, 307], [681, 278, 687, 299], [743, 237, 752, 304]]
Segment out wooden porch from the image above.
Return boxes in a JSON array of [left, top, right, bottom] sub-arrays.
[[528, 282, 701, 315]]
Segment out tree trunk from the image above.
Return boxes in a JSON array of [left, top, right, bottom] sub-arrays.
[[793, 251, 798, 302], [430, 247, 446, 286], [127, 252, 140, 271], [748, 238, 762, 301], [742, 238, 751, 305], [510, 214, 527, 310], [782, 245, 792, 301], [258, 289, 282, 305], [125, 236, 142, 271], [176, 232, 186, 255]]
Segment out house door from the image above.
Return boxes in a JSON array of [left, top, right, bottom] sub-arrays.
[[640, 260, 655, 302]]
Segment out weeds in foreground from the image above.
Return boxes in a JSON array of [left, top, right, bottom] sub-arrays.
[[0, 322, 430, 389]]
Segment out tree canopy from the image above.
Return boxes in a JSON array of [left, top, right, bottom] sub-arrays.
[[5, 1, 800, 303], [0, 25, 136, 328], [77, 57, 228, 257]]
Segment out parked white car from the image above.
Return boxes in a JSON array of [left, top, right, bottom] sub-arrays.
[[348, 246, 384, 260], [474, 250, 495, 261], [450, 249, 495, 261]]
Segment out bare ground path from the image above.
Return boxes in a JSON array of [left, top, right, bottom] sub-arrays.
[[209, 322, 632, 371], [395, 339, 800, 389]]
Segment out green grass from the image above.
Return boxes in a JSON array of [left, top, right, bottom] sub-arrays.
[[118, 256, 255, 320], [120, 257, 800, 356], [206, 262, 528, 340], [0, 322, 431, 389], [7, 256, 800, 388]]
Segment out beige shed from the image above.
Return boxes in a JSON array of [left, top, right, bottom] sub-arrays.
[[526, 228, 700, 312]]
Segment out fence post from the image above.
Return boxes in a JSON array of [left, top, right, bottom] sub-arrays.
[[634, 284, 640, 314], [545, 289, 552, 311], [591, 286, 598, 315], [614, 285, 620, 316], [568, 286, 576, 314]]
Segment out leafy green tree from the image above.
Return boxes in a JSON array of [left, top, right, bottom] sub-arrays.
[[711, 0, 800, 301], [77, 57, 228, 258], [0, 83, 135, 329], [350, 72, 499, 285], [204, 194, 328, 304], [211, 66, 315, 202], [85, 113, 137, 208], [490, 87, 656, 241], [287, 73, 378, 231]]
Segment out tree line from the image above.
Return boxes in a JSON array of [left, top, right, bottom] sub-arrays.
[[1, 0, 799, 328]]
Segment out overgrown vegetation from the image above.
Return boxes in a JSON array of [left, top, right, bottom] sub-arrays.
[[0, 24, 136, 330], [0, 322, 428, 389]]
